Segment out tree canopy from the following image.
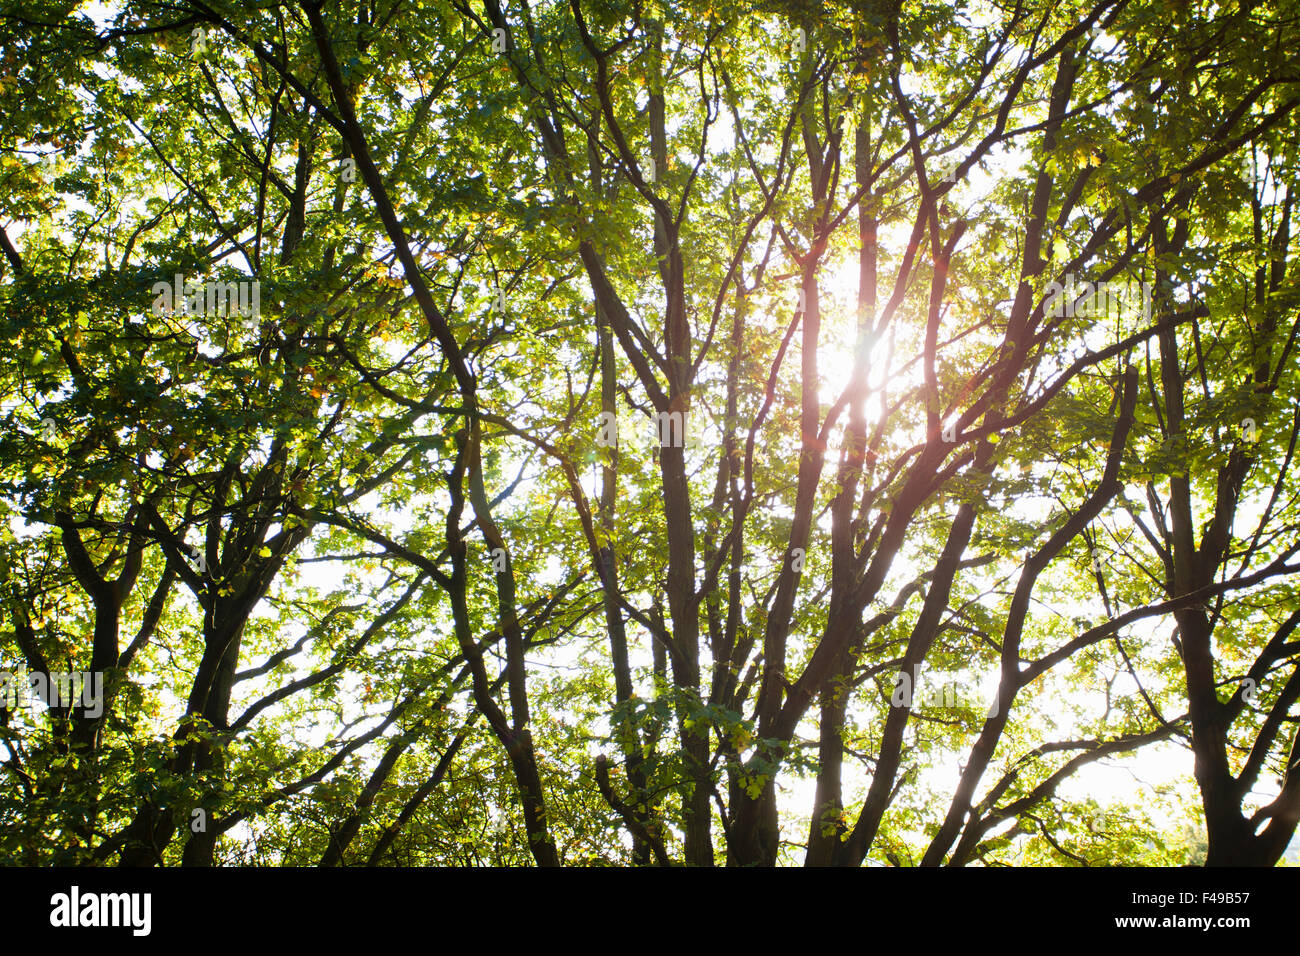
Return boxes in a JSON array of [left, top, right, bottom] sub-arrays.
[[2, 0, 1299, 867]]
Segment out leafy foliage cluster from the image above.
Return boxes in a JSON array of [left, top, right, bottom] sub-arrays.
[[1, 0, 1298, 866]]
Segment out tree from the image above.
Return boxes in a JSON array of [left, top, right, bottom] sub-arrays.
[[2, 0, 1298, 867]]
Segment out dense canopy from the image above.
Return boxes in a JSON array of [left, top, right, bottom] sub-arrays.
[[2, 0, 1299, 867]]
